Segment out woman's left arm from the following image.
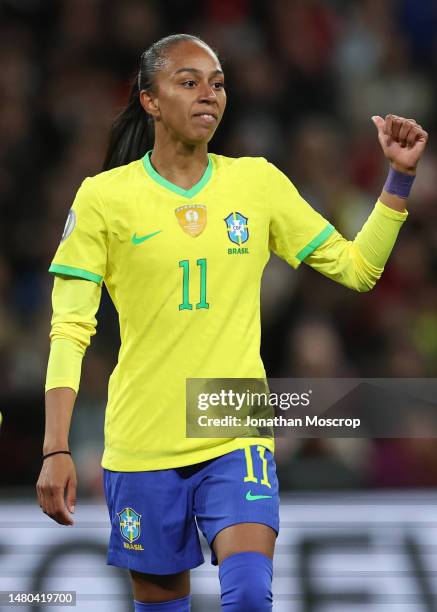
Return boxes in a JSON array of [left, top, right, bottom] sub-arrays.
[[304, 114, 429, 291]]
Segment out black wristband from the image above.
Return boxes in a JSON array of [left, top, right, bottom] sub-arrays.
[[43, 450, 71, 460]]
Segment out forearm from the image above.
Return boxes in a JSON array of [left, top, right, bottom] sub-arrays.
[[43, 276, 102, 451], [379, 190, 408, 213], [305, 199, 407, 291], [45, 275, 101, 392], [43, 387, 76, 454], [312, 112, 429, 289], [45, 337, 85, 393], [304, 231, 382, 292], [353, 199, 407, 268], [379, 159, 415, 213]]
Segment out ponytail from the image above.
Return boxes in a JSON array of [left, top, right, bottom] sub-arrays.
[[102, 33, 213, 172], [102, 79, 152, 171]]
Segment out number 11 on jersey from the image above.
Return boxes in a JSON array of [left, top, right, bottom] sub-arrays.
[[179, 258, 209, 310]]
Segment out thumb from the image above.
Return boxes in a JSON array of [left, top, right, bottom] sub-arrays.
[[372, 115, 390, 147], [65, 478, 77, 514], [371, 115, 385, 131]]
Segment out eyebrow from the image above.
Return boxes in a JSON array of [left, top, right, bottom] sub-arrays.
[[173, 67, 224, 77]]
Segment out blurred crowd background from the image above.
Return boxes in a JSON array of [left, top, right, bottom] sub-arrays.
[[1, 0, 437, 499]]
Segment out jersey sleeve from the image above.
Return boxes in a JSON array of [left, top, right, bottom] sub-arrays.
[[45, 275, 102, 393], [303, 199, 408, 291], [48, 177, 108, 285], [266, 161, 335, 268]]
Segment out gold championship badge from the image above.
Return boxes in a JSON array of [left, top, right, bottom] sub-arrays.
[[175, 204, 207, 237]]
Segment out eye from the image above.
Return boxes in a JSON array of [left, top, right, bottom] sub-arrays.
[[213, 82, 225, 90], [183, 80, 196, 88]]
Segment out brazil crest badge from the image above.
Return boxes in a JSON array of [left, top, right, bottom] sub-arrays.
[[117, 507, 141, 543], [224, 212, 249, 245]]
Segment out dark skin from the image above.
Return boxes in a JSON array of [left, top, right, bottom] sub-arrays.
[[36, 40, 276, 604], [139, 39, 226, 192], [131, 40, 276, 602], [130, 524, 276, 603], [38, 40, 429, 604]]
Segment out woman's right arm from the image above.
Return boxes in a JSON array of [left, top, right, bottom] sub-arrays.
[[38, 387, 77, 525], [36, 275, 103, 525]]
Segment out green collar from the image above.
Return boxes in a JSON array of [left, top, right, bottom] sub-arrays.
[[142, 150, 213, 198]]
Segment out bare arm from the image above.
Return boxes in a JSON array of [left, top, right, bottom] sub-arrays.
[[37, 387, 78, 526], [43, 386, 76, 454], [37, 276, 102, 525]]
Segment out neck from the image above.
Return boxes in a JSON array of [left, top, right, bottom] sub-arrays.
[[150, 140, 209, 191]]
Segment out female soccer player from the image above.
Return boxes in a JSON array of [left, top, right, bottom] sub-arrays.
[[37, 34, 428, 611]]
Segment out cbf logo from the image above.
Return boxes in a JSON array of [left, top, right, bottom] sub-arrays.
[[117, 507, 141, 543], [224, 212, 249, 245]]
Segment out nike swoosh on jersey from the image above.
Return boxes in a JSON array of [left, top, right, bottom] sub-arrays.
[[131, 230, 162, 245], [245, 491, 273, 501]]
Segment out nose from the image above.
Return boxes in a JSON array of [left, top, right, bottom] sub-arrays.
[[197, 82, 217, 103]]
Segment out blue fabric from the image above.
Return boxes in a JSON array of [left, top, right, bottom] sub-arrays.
[[219, 551, 273, 611], [103, 445, 279, 574], [134, 595, 191, 611]]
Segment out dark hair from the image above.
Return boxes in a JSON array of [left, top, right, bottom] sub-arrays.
[[102, 34, 212, 171]]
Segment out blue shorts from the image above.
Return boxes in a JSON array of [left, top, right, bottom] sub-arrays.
[[103, 445, 280, 575]]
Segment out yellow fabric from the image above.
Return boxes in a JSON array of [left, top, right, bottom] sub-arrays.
[[45, 337, 84, 393], [44, 155, 359, 470], [45, 276, 102, 393], [49, 180, 108, 283], [266, 161, 335, 266], [304, 199, 408, 291], [354, 199, 408, 266]]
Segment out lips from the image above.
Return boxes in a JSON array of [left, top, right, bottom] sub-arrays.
[[192, 111, 218, 123]]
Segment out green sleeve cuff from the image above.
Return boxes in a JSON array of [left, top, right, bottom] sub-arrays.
[[296, 223, 336, 262], [49, 263, 103, 284]]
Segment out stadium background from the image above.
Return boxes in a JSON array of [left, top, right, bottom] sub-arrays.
[[1, 0, 437, 609]]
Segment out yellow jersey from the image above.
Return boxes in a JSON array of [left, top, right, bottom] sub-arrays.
[[48, 153, 335, 470]]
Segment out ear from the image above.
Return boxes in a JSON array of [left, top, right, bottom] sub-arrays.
[[140, 90, 160, 119]]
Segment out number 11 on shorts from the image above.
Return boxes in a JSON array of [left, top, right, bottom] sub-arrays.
[[243, 446, 271, 488]]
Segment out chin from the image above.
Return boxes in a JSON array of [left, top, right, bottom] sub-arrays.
[[183, 131, 216, 146]]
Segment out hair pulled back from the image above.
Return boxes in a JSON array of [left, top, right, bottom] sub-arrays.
[[102, 34, 209, 171]]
